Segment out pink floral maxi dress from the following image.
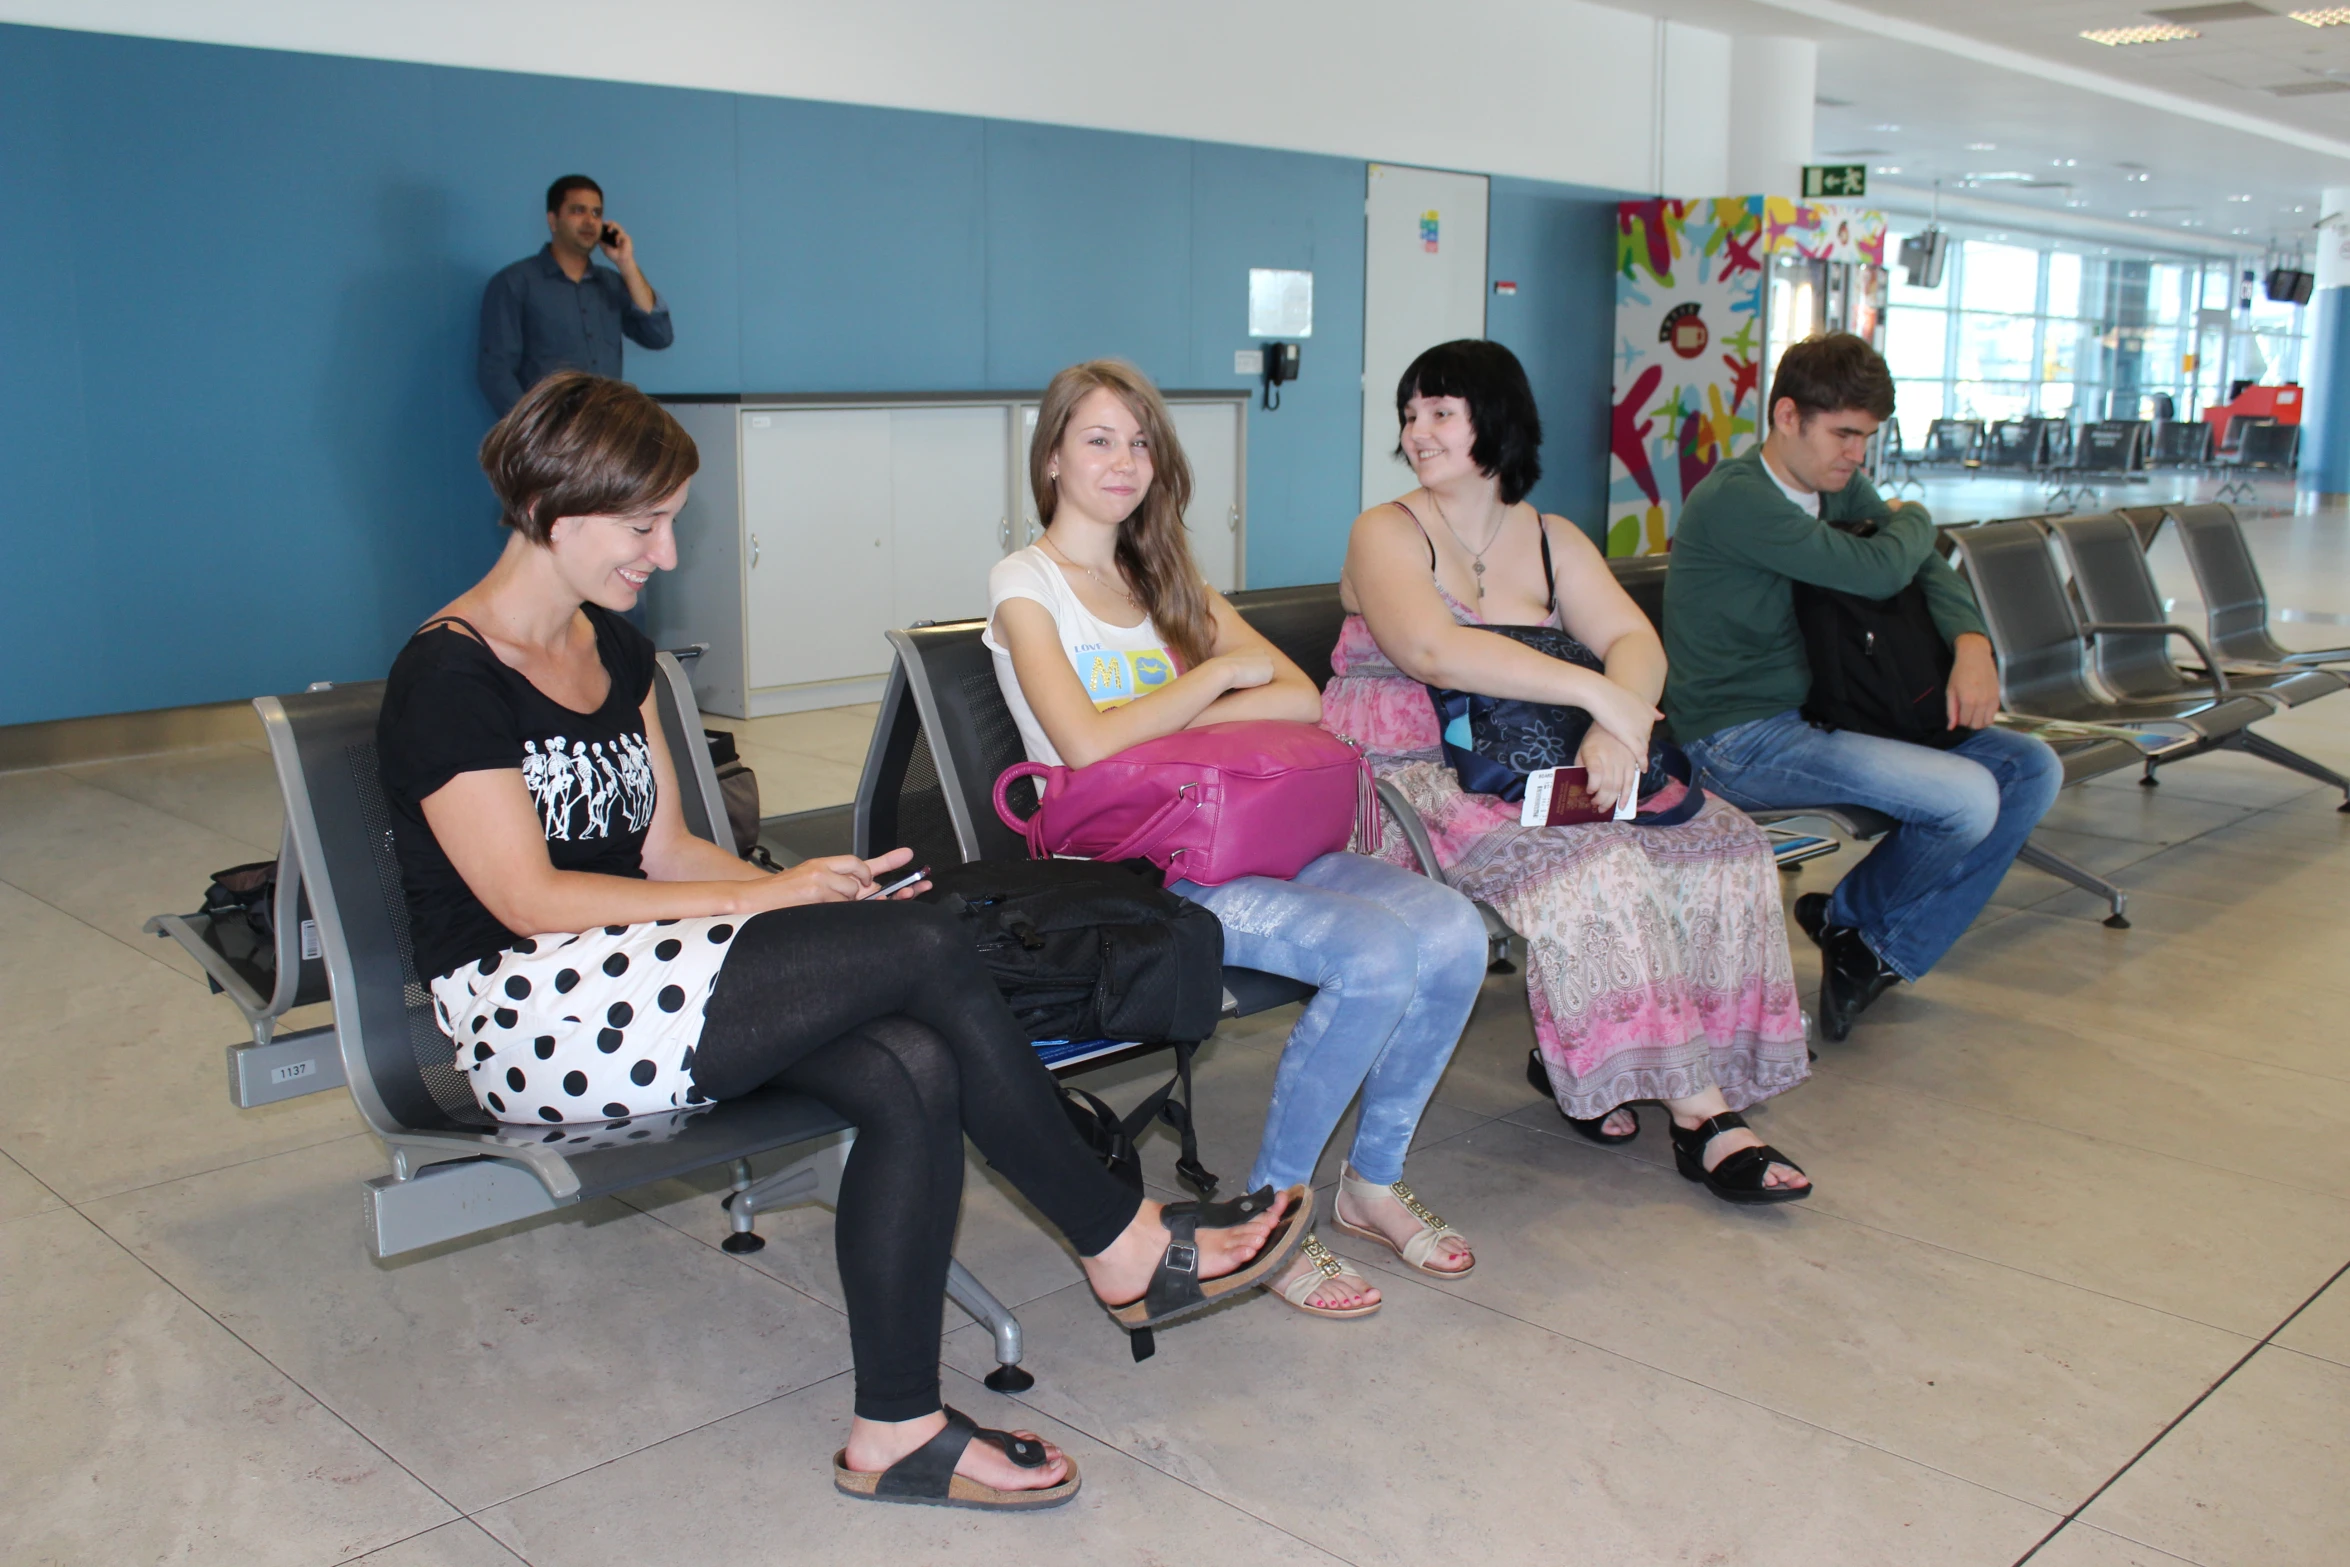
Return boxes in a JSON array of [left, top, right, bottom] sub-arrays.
[[1322, 600, 1808, 1118]]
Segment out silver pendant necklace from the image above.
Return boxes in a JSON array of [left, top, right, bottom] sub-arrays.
[[1429, 494, 1510, 600], [1041, 534, 1135, 604]]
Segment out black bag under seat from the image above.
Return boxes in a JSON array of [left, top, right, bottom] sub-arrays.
[[919, 858, 1224, 1047], [1793, 520, 1974, 751], [201, 860, 282, 989]]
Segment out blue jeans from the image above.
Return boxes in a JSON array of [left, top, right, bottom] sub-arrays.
[[1171, 852, 1488, 1190], [1683, 711, 2063, 982]]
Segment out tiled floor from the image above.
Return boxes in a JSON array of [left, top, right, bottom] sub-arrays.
[[3, 492, 2347, 1566]]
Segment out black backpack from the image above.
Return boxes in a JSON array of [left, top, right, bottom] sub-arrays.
[[1793, 522, 1973, 751], [919, 858, 1227, 1194]]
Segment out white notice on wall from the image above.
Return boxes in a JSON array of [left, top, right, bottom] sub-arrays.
[[1248, 269, 1314, 338]]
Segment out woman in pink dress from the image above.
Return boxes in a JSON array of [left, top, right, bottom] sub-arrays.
[[1328, 340, 1813, 1204]]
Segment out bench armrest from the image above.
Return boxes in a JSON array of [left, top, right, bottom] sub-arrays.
[[2081, 622, 2229, 696], [1373, 778, 1446, 883]]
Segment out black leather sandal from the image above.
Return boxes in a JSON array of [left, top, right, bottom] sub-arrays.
[[1102, 1183, 1310, 1361], [1668, 1111, 1810, 1206], [1526, 1049, 1640, 1145], [832, 1405, 1080, 1510]]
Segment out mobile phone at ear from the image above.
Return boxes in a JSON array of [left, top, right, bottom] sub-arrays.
[[600, 224, 620, 247], [859, 865, 931, 900]]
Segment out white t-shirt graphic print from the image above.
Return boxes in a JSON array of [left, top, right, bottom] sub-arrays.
[[983, 546, 1183, 766]]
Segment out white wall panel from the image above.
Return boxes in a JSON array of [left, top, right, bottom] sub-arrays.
[[1660, 21, 1732, 199], [0, 0, 1682, 193]]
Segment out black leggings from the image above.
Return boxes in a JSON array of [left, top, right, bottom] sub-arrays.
[[695, 898, 1142, 1422]]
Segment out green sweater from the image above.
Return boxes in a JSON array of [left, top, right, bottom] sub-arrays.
[[1661, 448, 1988, 744]]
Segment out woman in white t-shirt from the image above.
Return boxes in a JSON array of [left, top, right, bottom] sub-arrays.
[[987, 360, 1491, 1318]]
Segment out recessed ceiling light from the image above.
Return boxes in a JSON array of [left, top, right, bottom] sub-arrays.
[[1874, 166, 1904, 174], [2149, 2, 2277, 20], [2289, 7, 2350, 24], [1967, 141, 1997, 150], [2081, 23, 2202, 43], [2126, 172, 2154, 182], [1875, 123, 1902, 132], [2066, 199, 2090, 207], [2227, 193, 2254, 201], [2051, 158, 2079, 167], [2130, 209, 2155, 217], [2294, 204, 2310, 212]]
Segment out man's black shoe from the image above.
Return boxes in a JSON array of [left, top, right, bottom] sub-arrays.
[[1817, 925, 1899, 1042], [1793, 892, 1831, 947]]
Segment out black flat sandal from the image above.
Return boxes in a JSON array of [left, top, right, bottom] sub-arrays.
[[1103, 1183, 1311, 1361], [832, 1405, 1080, 1510], [1668, 1111, 1810, 1206], [1526, 1049, 1640, 1145]]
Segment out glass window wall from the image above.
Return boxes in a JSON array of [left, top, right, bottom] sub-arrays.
[[1882, 235, 2305, 432]]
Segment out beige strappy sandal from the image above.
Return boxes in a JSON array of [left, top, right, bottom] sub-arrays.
[[1263, 1232, 1382, 1320], [1331, 1167, 1475, 1278]]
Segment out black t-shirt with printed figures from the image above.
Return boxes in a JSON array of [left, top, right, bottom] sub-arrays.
[[377, 606, 659, 983]]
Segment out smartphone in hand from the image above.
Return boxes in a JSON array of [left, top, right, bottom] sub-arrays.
[[859, 864, 931, 901]]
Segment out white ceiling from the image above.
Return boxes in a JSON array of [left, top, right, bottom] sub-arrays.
[[1628, 0, 2350, 257]]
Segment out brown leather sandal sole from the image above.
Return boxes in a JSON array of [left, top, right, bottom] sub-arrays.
[[832, 1407, 1080, 1511]]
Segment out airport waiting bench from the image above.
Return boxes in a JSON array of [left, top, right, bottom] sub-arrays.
[[1948, 518, 2349, 815], [152, 651, 1044, 1393], [2167, 502, 2350, 677]]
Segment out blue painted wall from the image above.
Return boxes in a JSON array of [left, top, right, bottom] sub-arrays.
[[1487, 177, 1623, 548], [0, 22, 1617, 725]]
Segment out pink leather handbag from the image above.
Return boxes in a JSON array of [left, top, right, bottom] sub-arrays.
[[992, 720, 1379, 887]]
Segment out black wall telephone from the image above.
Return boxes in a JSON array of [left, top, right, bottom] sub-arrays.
[[1261, 341, 1300, 410]]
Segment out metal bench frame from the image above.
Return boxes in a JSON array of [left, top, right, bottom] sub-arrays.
[[244, 651, 1037, 1390]]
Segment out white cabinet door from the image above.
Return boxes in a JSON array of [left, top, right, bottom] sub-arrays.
[[1013, 403, 1044, 547], [889, 405, 1010, 629], [1169, 399, 1242, 592], [740, 409, 894, 690]]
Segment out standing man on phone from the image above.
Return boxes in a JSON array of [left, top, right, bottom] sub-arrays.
[[477, 175, 673, 416]]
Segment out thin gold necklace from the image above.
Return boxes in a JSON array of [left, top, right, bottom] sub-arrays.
[[1040, 533, 1135, 604], [1428, 494, 1511, 600]]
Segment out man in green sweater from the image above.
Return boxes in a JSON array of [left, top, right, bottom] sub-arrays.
[[1664, 335, 2061, 1039]]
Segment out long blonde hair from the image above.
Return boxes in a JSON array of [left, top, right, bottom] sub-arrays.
[[1030, 360, 1215, 672]]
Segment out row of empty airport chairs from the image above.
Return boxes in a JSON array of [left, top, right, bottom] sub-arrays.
[[1874, 415, 2298, 508], [1946, 503, 2350, 808]]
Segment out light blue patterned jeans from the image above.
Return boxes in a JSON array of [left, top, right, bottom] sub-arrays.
[[1170, 851, 1489, 1190]]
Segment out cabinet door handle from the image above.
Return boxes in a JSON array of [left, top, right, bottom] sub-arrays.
[[1228, 504, 1241, 533], [749, 534, 760, 568]]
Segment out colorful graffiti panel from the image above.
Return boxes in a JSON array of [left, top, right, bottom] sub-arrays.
[[1608, 196, 1763, 556]]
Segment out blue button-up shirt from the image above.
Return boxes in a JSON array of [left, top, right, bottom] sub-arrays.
[[477, 244, 674, 414]]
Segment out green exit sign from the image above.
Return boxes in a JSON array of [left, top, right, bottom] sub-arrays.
[[1802, 164, 1868, 198]]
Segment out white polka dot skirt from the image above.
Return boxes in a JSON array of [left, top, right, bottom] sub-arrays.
[[428, 916, 745, 1125]]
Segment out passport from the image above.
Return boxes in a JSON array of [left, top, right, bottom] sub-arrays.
[[1519, 766, 1639, 827]]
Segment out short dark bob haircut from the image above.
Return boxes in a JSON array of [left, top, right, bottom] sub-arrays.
[[1768, 332, 1895, 425], [480, 372, 699, 545], [1394, 339, 1543, 505], [545, 174, 604, 214]]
